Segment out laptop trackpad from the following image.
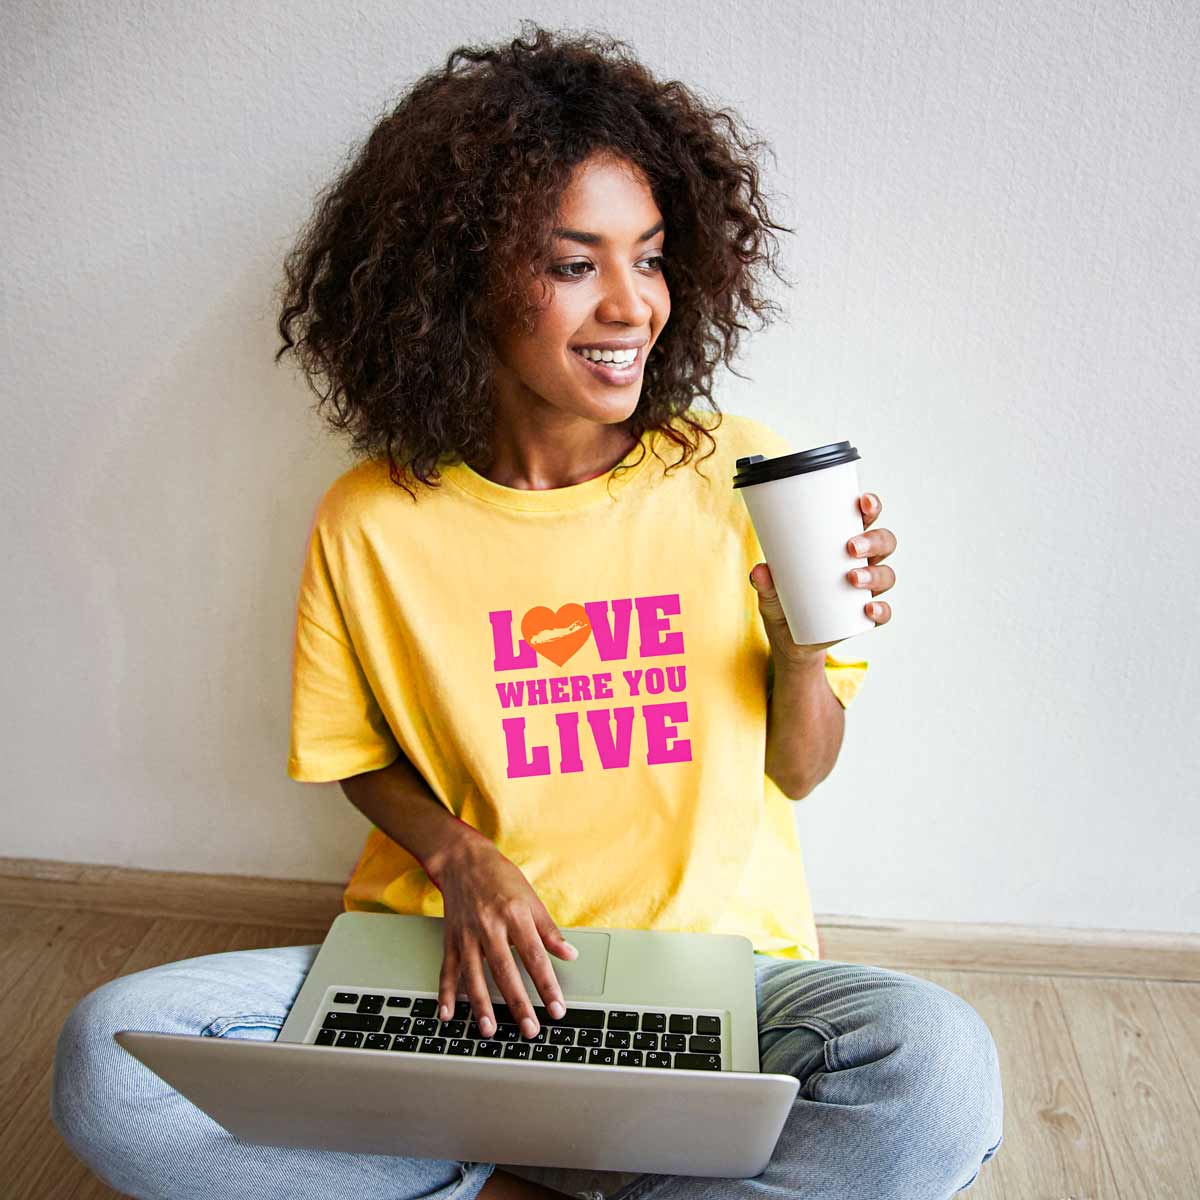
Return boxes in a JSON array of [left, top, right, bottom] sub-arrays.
[[482, 930, 610, 1001]]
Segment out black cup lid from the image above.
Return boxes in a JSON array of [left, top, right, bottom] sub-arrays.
[[733, 440, 860, 488]]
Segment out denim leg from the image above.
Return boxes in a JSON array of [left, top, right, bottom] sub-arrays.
[[50, 943, 497, 1200], [604, 954, 1005, 1200]]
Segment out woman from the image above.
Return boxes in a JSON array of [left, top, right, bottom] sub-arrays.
[[51, 24, 1003, 1200]]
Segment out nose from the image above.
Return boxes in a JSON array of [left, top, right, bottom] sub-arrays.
[[594, 264, 655, 328]]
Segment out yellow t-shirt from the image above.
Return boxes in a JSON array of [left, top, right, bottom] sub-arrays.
[[287, 410, 868, 961]]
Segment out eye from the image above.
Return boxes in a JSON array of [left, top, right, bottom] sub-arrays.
[[550, 254, 666, 280]]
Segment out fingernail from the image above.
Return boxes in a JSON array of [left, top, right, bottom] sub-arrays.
[[550, 1000, 566, 1019], [851, 537, 868, 555], [439, 1003, 449, 1019], [522, 1017, 538, 1038], [563, 941, 579, 958], [480, 1016, 494, 1036]]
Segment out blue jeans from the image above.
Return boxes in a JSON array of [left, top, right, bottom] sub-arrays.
[[51, 944, 1004, 1199]]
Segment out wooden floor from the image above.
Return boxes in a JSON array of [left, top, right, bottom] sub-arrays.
[[2, 857, 1198, 1199]]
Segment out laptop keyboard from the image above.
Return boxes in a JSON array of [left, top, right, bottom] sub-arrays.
[[307, 987, 726, 1071]]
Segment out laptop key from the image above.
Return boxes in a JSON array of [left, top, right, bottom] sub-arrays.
[[384, 1016, 411, 1035], [633, 1033, 658, 1051], [674, 1053, 722, 1071], [386, 996, 412, 1008], [314, 1028, 337, 1045], [607, 1010, 639, 1031], [448, 1039, 474, 1055], [548, 1027, 575, 1045], [641, 1013, 667, 1032], [560, 1046, 587, 1063], [357, 994, 384, 1014], [493, 1023, 520, 1042], [668, 1014, 694, 1034], [588, 1048, 615, 1065], [364, 1033, 391, 1050], [645, 1052, 671, 1068], [475, 1041, 503, 1057], [419, 1037, 447, 1053], [389, 1035, 420, 1052], [439, 1020, 466, 1039], [696, 1016, 722, 1035], [453, 1001, 471, 1020], [617, 1050, 644, 1067], [323, 1012, 384, 1033], [412, 1018, 440, 1036], [503, 1042, 531, 1059], [539, 1007, 605, 1029], [333, 992, 358, 1004], [531, 1044, 559, 1061], [335, 1031, 363, 1047], [576, 1029, 602, 1047], [689, 1035, 721, 1053], [411, 999, 439, 1018], [604, 1031, 631, 1049], [661, 1033, 687, 1052]]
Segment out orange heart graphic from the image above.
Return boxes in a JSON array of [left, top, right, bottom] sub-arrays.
[[520, 603, 592, 667]]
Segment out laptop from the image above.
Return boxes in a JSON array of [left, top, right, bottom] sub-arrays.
[[114, 911, 798, 1178]]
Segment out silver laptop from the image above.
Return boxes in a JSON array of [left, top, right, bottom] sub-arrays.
[[114, 911, 798, 1178]]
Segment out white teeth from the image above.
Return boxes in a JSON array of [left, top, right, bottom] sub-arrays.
[[573, 346, 638, 365]]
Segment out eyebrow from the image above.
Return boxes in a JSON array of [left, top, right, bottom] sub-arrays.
[[552, 219, 665, 247]]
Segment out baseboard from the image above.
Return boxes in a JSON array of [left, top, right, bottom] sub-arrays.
[[1, 857, 1195, 982]]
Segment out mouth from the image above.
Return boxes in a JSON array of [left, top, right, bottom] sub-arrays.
[[569, 344, 645, 386]]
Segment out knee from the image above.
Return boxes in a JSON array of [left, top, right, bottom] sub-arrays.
[[887, 981, 1004, 1163], [51, 974, 177, 1174]]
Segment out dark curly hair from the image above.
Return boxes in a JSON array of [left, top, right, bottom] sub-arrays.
[[274, 21, 795, 501]]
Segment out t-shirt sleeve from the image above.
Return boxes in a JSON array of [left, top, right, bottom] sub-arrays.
[[287, 514, 400, 783], [823, 652, 869, 708], [738, 413, 871, 709]]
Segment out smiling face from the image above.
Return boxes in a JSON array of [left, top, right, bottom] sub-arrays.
[[488, 152, 671, 428]]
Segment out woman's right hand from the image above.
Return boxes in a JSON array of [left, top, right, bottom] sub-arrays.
[[428, 836, 578, 1041]]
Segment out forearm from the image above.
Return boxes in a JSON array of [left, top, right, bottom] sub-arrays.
[[339, 752, 489, 884], [764, 653, 845, 799]]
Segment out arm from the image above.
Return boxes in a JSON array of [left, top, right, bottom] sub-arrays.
[[764, 651, 845, 801], [339, 750, 487, 883]]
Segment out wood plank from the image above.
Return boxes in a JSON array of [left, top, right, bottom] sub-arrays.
[[1053, 975, 1200, 1198], [6, 858, 1197, 982], [0, 856, 344, 931], [0, 905, 77, 1002], [0, 910, 150, 1139], [0, 910, 151, 1197], [819, 916, 1200, 982], [1147, 980, 1200, 1120], [921, 968, 1116, 1199]]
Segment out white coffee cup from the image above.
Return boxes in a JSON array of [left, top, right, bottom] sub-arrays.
[[734, 440, 876, 647]]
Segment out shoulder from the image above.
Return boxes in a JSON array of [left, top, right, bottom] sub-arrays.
[[680, 408, 795, 463], [310, 455, 439, 536]]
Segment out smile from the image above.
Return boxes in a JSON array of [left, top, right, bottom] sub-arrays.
[[569, 345, 644, 385]]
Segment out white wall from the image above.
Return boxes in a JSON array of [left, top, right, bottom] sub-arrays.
[[3, 1, 1196, 935]]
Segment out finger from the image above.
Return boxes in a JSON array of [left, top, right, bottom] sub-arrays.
[[865, 599, 891, 624], [531, 905, 579, 964], [437, 941, 461, 1023], [847, 527, 897, 563], [485, 922, 542, 1039], [459, 940, 497, 1039], [523, 910, 570, 1020], [846, 563, 896, 595], [859, 493, 881, 529]]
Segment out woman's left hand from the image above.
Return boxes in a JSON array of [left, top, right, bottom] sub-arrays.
[[750, 491, 897, 664]]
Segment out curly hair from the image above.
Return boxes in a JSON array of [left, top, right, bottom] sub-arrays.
[[274, 21, 796, 501]]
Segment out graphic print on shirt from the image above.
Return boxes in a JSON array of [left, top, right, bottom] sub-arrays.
[[489, 595, 691, 780]]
